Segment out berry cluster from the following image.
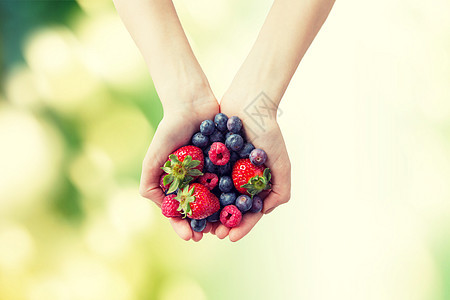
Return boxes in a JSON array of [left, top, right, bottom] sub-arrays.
[[159, 113, 271, 232]]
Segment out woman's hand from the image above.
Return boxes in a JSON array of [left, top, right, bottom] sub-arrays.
[[139, 91, 219, 242], [214, 95, 291, 242]]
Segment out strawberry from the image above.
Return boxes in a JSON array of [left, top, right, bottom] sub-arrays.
[[232, 158, 271, 197], [161, 146, 204, 194], [175, 183, 220, 219], [161, 194, 182, 218]]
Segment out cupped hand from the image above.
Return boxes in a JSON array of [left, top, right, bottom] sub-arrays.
[[139, 93, 219, 242], [214, 97, 291, 242]]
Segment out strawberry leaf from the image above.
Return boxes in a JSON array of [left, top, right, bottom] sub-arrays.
[[263, 168, 271, 182], [187, 169, 203, 176], [168, 177, 180, 194], [169, 154, 180, 164], [186, 160, 201, 169], [161, 167, 172, 174], [163, 174, 174, 186], [183, 155, 192, 166]]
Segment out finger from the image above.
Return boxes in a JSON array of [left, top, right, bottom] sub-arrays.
[[262, 157, 291, 213], [169, 218, 192, 241], [192, 231, 203, 242], [262, 185, 290, 214], [140, 121, 186, 205], [209, 222, 220, 235], [202, 222, 212, 234], [215, 224, 230, 239], [141, 185, 166, 208], [228, 211, 263, 242]]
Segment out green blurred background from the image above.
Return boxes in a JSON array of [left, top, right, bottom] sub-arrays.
[[1, 0, 449, 299]]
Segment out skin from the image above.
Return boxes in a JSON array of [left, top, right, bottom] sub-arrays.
[[113, 0, 335, 241]]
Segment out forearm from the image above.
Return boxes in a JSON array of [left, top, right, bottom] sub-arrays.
[[225, 0, 335, 106], [113, 0, 211, 108]]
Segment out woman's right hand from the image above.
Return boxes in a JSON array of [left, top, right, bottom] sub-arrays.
[[139, 89, 219, 242]]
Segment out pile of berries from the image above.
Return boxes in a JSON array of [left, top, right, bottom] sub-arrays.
[[159, 113, 271, 232]]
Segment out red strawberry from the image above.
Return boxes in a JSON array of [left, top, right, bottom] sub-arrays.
[[175, 183, 220, 219], [161, 146, 204, 194], [172, 146, 204, 172], [161, 194, 182, 218], [232, 158, 271, 197]]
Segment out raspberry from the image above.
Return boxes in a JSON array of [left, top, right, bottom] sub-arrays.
[[161, 194, 182, 218], [220, 205, 242, 228], [198, 173, 219, 190], [208, 142, 230, 166]]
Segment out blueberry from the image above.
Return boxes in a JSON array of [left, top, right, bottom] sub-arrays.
[[235, 195, 252, 213], [200, 120, 215, 136], [191, 132, 209, 148], [206, 211, 220, 222], [249, 148, 267, 166], [239, 142, 255, 158], [217, 162, 231, 176], [209, 130, 224, 143], [214, 113, 228, 132], [225, 134, 244, 152], [227, 116, 243, 133], [225, 131, 234, 141], [190, 218, 207, 232], [203, 145, 211, 156], [220, 192, 236, 206], [212, 187, 222, 199], [249, 195, 263, 213], [230, 151, 240, 164], [219, 176, 233, 192], [204, 157, 218, 173]]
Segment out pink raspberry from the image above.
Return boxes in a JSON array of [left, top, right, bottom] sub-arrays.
[[220, 205, 242, 228], [161, 194, 182, 218], [159, 174, 170, 193], [197, 173, 219, 190], [208, 142, 230, 166]]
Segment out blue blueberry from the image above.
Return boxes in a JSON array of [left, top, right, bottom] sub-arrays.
[[230, 151, 240, 164], [190, 218, 207, 232], [249, 148, 267, 166], [206, 211, 220, 222], [249, 195, 263, 213], [227, 116, 243, 133], [200, 119, 215, 136], [225, 131, 234, 141], [239, 142, 255, 158], [191, 132, 209, 148], [204, 157, 218, 173], [217, 162, 231, 176], [214, 113, 228, 132], [235, 195, 252, 213], [220, 192, 236, 206], [219, 176, 233, 192], [209, 130, 224, 143], [212, 187, 222, 199], [203, 145, 211, 156], [225, 134, 244, 152]]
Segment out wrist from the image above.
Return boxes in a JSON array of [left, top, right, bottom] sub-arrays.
[[222, 83, 281, 120], [161, 82, 218, 121]]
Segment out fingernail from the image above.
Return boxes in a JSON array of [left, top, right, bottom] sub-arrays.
[[265, 207, 275, 214]]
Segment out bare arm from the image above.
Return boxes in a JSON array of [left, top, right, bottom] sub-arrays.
[[113, 0, 219, 242], [113, 0, 214, 109], [223, 0, 335, 106], [218, 0, 335, 242]]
